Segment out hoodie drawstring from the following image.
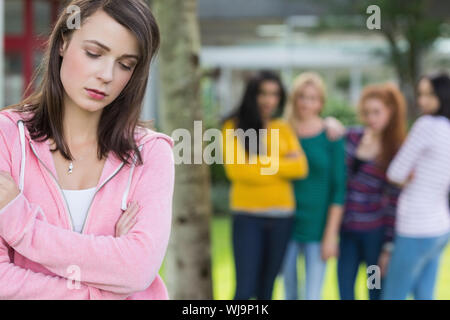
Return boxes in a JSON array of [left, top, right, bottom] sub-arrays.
[[18, 120, 26, 192], [120, 144, 144, 211]]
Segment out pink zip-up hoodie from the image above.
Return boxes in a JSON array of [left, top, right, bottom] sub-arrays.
[[0, 108, 175, 299]]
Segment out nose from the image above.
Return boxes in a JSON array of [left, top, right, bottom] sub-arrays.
[[96, 58, 114, 83]]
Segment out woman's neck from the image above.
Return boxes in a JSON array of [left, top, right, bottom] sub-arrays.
[[296, 114, 322, 126], [261, 116, 271, 129], [294, 114, 324, 137], [355, 127, 382, 161], [62, 98, 102, 147]]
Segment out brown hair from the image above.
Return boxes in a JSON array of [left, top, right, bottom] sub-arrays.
[[358, 83, 407, 171], [3, 0, 160, 166]]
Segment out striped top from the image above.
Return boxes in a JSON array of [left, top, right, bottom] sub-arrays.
[[341, 126, 400, 243], [387, 115, 450, 237]]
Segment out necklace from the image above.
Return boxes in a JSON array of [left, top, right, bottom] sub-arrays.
[[67, 143, 98, 174]]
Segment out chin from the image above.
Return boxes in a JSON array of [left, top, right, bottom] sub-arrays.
[[79, 100, 107, 112]]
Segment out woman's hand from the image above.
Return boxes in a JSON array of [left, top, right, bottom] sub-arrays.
[[378, 250, 391, 278], [321, 204, 343, 261], [284, 151, 303, 159], [321, 233, 339, 261], [0, 171, 20, 211], [115, 201, 140, 237], [324, 117, 346, 141], [405, 171, 415, 185]]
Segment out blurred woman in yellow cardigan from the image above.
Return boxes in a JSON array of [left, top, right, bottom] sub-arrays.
[[220, 71, 308, 300]]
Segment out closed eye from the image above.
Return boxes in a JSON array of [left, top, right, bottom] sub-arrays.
[[86, 50, 134, 71], [120, 63, 132, 71], [85, 51, 100, 58]]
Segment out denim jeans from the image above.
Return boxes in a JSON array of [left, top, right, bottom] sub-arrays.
[[232, 212, 294, 300], [337, 227, 386, 300], [382, 231, 450, 300], [282, 240, 327, 300]]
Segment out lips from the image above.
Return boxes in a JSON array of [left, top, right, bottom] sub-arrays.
[[85, 88, 108, 100], [86, 88, 107, 96]]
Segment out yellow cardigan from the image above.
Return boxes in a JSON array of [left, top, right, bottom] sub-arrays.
[[221, 117, 308, 213]]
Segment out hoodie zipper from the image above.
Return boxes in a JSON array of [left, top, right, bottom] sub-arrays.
[[29, 140, 142, 234], [80, 162, 125, 233], [80, 144, 144, 234]]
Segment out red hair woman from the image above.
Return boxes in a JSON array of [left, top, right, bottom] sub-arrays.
[[337, 83, 407, 300]]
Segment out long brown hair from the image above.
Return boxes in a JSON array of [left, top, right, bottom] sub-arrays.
[[358, 83, 407, 171], [3, 0, 160, 166]]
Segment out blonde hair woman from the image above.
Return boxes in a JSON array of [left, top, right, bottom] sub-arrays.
[[281, 72, 347, 300]]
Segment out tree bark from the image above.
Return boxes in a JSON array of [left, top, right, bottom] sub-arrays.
[[153, 0, 213, 299], [381, 22, 421, 121]]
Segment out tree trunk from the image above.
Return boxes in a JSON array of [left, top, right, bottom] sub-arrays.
[[406, 40, 422, 120], [153, 0, 213, 299], [381, 29, 421, 122]]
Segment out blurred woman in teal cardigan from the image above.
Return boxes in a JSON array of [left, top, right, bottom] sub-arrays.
[[281, 72, 347, 300]]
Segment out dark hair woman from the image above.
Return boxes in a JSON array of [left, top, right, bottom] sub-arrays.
[[0, 0, 174, 299], [220, 71, 308, 299], [416, 73, 450, 119], [383, 73, 450, 300]]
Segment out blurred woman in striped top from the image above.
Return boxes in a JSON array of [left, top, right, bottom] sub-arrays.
[[338, 83, 407, 300], [382, 73, 450, 300]]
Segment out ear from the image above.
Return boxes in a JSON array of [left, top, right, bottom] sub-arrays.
[[59, 34, 67, 57]]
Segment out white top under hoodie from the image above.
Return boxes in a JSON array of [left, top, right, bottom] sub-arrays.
[[62, 187, 97, 233]]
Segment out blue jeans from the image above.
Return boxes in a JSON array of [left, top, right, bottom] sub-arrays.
[[282, 240, 326, 300], [337, 227, 385, 300], [232, 212, 294, 300], [382, 232, 450, 300]]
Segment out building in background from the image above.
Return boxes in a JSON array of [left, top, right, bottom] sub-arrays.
[[2, 0, 60, 107], [197, 0, 450, 118]]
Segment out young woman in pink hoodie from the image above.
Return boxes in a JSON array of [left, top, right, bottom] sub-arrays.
[[0, 0, 175, 299]]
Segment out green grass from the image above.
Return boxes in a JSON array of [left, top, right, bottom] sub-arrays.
[[211, 215, 450, 300]]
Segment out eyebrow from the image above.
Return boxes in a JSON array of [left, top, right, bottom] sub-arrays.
[[83, 40, 139, 60]]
